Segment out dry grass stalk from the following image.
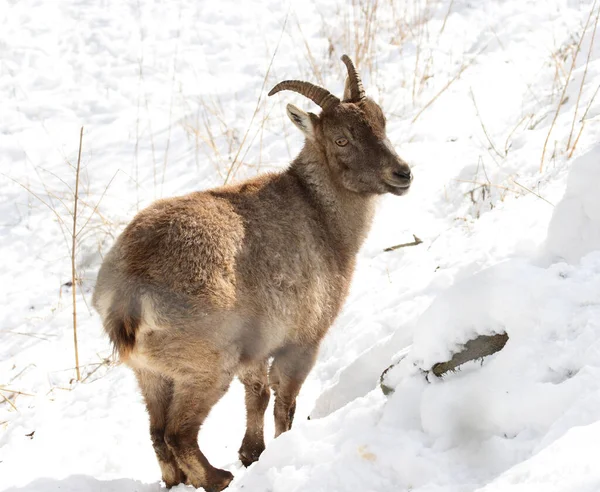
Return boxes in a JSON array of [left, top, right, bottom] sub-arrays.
[[0, 393, 17, 411], [133, 1, 159, 201], [160, 4, 183, 195], [504, 113, 531, 155], [81, 358, 112, 383], [224, 11, 289, 184], [145, 97, 159, 195], [294, 13, 325, 86], [550, 41, 574, 96], [568, 82, 600, 158], [317, 0, 379, 83], [540, 0, 597, 172], [412, 60, 472, 123], [566, 4, 600, 153], [182, 97, 229, 180], [411, 1, 433, 103], [0, 386, 35, 412], [454, 178, 518, 193], [75, 172, 118, 237], [0, 387, 35, 397], [1, 174, 69, 234], [0, 329, 54, 341], [511, 179, 554, 206], [71, 127, 84, 382], [439, 0, 455, 34], [351, 0, 379, 73], [2, 147, 117, 312], [470, 87, 504, 158]]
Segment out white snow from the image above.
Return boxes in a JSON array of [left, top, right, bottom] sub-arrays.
[[544, 144, 600, 265], [2, 0, 600, 491]]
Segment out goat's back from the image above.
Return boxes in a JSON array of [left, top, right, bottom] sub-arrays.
[[93, 172, 350, 364]]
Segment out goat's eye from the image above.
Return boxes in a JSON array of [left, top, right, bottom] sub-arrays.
[[335, 137, 348, 147]]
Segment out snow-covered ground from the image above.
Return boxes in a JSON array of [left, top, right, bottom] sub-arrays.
[[1, 0, 600, 490]]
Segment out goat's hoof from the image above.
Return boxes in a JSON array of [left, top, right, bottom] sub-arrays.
[[239, 450, 257, 467], [204, 468, 234, 492], [238, 444, 265, 467], [163, 468, 187, 488]]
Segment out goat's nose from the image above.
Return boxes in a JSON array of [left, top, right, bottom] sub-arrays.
[[392, 167, 412, 181]]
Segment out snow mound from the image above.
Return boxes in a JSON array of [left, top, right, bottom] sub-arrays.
[[544, 144, 600, 265], [476, 420, 600, 492], [369, 151, 600, 490]]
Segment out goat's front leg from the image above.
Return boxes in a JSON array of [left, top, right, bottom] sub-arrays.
[[270, 344, 317, 436], [238, 360, 270, 466]]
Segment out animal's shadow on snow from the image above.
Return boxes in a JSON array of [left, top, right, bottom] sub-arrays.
[[3, 475, 165, 492]]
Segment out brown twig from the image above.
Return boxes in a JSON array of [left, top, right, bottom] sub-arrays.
[[384, 234, 423, 252]]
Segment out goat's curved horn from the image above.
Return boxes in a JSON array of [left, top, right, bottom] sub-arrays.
[[341, 54, 365, 102], [268, 80, 340, 111]]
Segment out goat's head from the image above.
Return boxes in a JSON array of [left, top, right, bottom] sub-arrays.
[[269, 55, 412, 196]]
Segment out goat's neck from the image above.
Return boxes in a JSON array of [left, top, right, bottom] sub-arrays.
[[288, 145, 377, 262]]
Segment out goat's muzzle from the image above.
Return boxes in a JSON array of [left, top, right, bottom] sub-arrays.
[[384, 162, 412, 196]]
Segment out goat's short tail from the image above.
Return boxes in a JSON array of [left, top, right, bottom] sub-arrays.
[[104, 294, 142, 360]]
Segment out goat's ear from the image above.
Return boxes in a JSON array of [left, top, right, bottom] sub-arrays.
[[343, 77, 352, 101], [286, 104, 317, 140]]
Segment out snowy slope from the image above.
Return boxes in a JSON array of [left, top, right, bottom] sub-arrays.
[[1, 0, 600, 491]]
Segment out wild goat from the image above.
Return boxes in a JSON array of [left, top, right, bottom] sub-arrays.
[[92, 55, 412, 491]]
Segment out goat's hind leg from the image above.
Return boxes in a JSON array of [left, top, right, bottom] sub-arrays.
[[238, 360, 270, 466], [134, 369, 186, 488], [165, 374, 234, 491]]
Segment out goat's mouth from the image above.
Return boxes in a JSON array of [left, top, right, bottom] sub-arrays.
[[384, 180, 411, 196]]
